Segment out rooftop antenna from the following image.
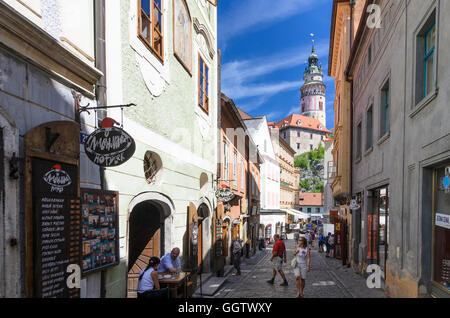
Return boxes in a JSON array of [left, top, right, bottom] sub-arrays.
[[310, 33, 315, 53]]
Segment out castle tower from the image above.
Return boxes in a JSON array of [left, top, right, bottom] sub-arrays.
[[300, 41, 327, 127]]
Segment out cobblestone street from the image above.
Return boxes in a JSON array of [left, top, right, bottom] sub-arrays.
[[213, 239, 387, 298]]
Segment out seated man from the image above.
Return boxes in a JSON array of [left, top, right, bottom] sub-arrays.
[[157, 248, 181, 274]]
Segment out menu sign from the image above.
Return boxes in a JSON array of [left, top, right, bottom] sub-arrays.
[[84, 127, 136, 167], [32, 158, 81, 298], [81, 189, 119, 274]]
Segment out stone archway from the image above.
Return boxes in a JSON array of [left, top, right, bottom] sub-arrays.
[[126, 192, 175, 298], [0, 107, 19, 298]]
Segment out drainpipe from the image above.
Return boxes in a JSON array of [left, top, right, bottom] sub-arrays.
[[94, 0, 107, 298]]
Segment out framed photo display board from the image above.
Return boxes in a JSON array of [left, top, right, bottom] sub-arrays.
[[81, 189, 119, 275]]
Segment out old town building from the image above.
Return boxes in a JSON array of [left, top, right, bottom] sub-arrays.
[[301, 43, 327, 127], [241, 113, 282, 241], [274, 114, 331, 157], [102, 0, 220, 298], [346, 0, 450, 298], [219, 94, 262, 266], [0, 0, 103, 297], [329, 0, 365, 268]]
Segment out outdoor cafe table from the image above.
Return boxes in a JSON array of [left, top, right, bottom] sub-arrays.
[[158, 272, 189, 298]]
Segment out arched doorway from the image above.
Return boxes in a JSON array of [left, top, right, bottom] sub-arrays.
[[0, 108, 19, 298], [197, 203, 210, 272], [126, 193, 174, 298]]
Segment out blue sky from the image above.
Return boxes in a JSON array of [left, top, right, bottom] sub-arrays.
[[218, 0, 335, 130]]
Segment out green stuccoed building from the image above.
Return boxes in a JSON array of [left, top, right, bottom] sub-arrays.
[[99, 0, 219, 298]]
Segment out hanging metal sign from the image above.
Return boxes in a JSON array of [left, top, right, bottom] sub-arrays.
[[215, 187, 235, 203], [349, 200, 361, 211], [84, 126, 136, 167]]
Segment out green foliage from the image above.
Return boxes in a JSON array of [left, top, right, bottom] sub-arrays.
[[299, 179, 312, 191], [295, 143, 325, 194], [295, 154, 310, 169]]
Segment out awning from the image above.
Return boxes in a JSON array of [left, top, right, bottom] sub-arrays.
[[283, 209, 309, 219]]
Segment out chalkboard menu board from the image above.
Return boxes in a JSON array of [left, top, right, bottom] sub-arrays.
[[32, 158, 81, 298], [81, 189, 119, 274]]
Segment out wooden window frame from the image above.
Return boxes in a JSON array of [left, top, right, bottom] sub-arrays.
[[198, 54, 209, 114], [423, 23, 436, 98], [138, 0, 164, 63]]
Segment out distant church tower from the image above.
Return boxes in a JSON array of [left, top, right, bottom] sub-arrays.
[[300, 41, 326, 127]]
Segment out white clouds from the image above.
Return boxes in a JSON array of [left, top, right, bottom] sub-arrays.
[[221, 41, 329, 111], [219, 0, 327, 43]]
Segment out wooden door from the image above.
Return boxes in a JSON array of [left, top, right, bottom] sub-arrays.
[[197, 221, 203, 270], [127, 229, 160, 298], [222, 223, 229, 257]]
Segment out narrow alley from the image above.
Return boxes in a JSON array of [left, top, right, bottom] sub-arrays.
[[211, 239, 387, 298]]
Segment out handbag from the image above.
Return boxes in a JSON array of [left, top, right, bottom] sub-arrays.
[[290, 257, 297, 268]]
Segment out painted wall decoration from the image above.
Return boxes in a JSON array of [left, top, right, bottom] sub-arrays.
[[173, 0, 192, 73], [81, 189, 119, 274]]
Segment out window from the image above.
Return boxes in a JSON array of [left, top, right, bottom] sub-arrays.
[[307, 208, 312, 213], [424, 24, 436, 97], [297, 143, 300, 150], [415, 10, 436, 105], [316, 208, 320, 213], [319, 101, 324, 111], [241, 159, 245, 191], [138, 0, 163, 60], [356, 122, 362, 159], [233, 152, 237, 188], [199, 56, 209, 113], [366, 105, 373, 150], [252, 170, 255, 195], [380, 79, 390, 137], [223, 141, 228, 181], [310, 134, 313, 140], [310, 145, 313, 151], [297, 132, 301, 137]]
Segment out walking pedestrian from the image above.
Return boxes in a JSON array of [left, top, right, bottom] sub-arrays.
[[318, 233, 324, 253], [293, 237, 311, 298], [266, 234, 288, 286], [329, 234, 335, 258], [310, 231, 315, 248], [325, 232, 331, 257], [232, 238, 242, 276], [294, 231, 299, 243], [305, 231, 311, 247]]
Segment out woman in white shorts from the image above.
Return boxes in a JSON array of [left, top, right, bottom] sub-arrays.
[[294, 237, 311, 298]]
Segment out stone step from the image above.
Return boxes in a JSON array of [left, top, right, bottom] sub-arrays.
[[193, 277, 228, 297]]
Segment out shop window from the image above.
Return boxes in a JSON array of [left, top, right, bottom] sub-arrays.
[[199, 56, 209, 114], [138, 0, 163, 61]]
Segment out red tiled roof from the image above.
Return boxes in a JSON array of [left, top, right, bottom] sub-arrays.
[[274, 114, 331, 133], [299, 193, 323, 206]]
